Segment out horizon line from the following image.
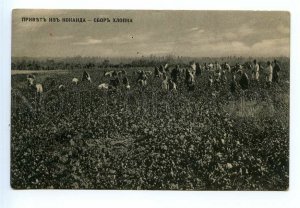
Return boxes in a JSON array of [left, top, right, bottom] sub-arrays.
[[12, 55, 290, 59]]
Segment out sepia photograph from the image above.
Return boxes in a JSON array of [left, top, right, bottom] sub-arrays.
[[11, 9, 290, 190]]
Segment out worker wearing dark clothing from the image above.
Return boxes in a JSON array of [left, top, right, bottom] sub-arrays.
[[110, 72, 120, 88], [273, 60, 281, 83], [171, 65, 180, 84], [195, 63, 201, 76], [239, 71, 249, 91], [123, 76, 129, 86]]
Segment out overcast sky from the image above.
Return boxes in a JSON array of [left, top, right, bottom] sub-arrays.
[[12, 10, 290, 57]]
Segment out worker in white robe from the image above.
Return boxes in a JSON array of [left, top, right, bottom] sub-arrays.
[[265, 61, 273, 87]]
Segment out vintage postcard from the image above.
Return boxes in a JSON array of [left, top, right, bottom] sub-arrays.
[[11, 9, 289, 190]]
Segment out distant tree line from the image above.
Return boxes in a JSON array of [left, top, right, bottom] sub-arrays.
[[11, 55, 290, 70]]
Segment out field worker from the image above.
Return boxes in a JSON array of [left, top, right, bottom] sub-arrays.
[[195, 63, 201, 76], [215, 61, 222, 72], [224, 62, 231, 73], [208, 75, 213, 87], [204, 63, 208, 70], [220, 69, 227, 84], [239, 69, 249, 91], [82, 70, 91, 82], [139, 70, 148, 81], [208, 63, 214, 70], [230, 74, 237, 94], [154, 66, 161, 78], [162, 74, 169, 91], [252, 59, 260, 81], [190, 62, 196, 75], [109, 71, 120, 88], [273, 59, 281, 83], [137, 70, 148, 87], [123, 76, 129, 86], [171, 65, 180, 84], [265, 61, 273, 87], [168, 79, 177, 91], [27, 77, 35, 87], [232, 63, 241, 74], [159, 65, 166, 74], [185, 70, 195, 91], [121, 76, 130, 89], [214, 66, 221, 80]]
